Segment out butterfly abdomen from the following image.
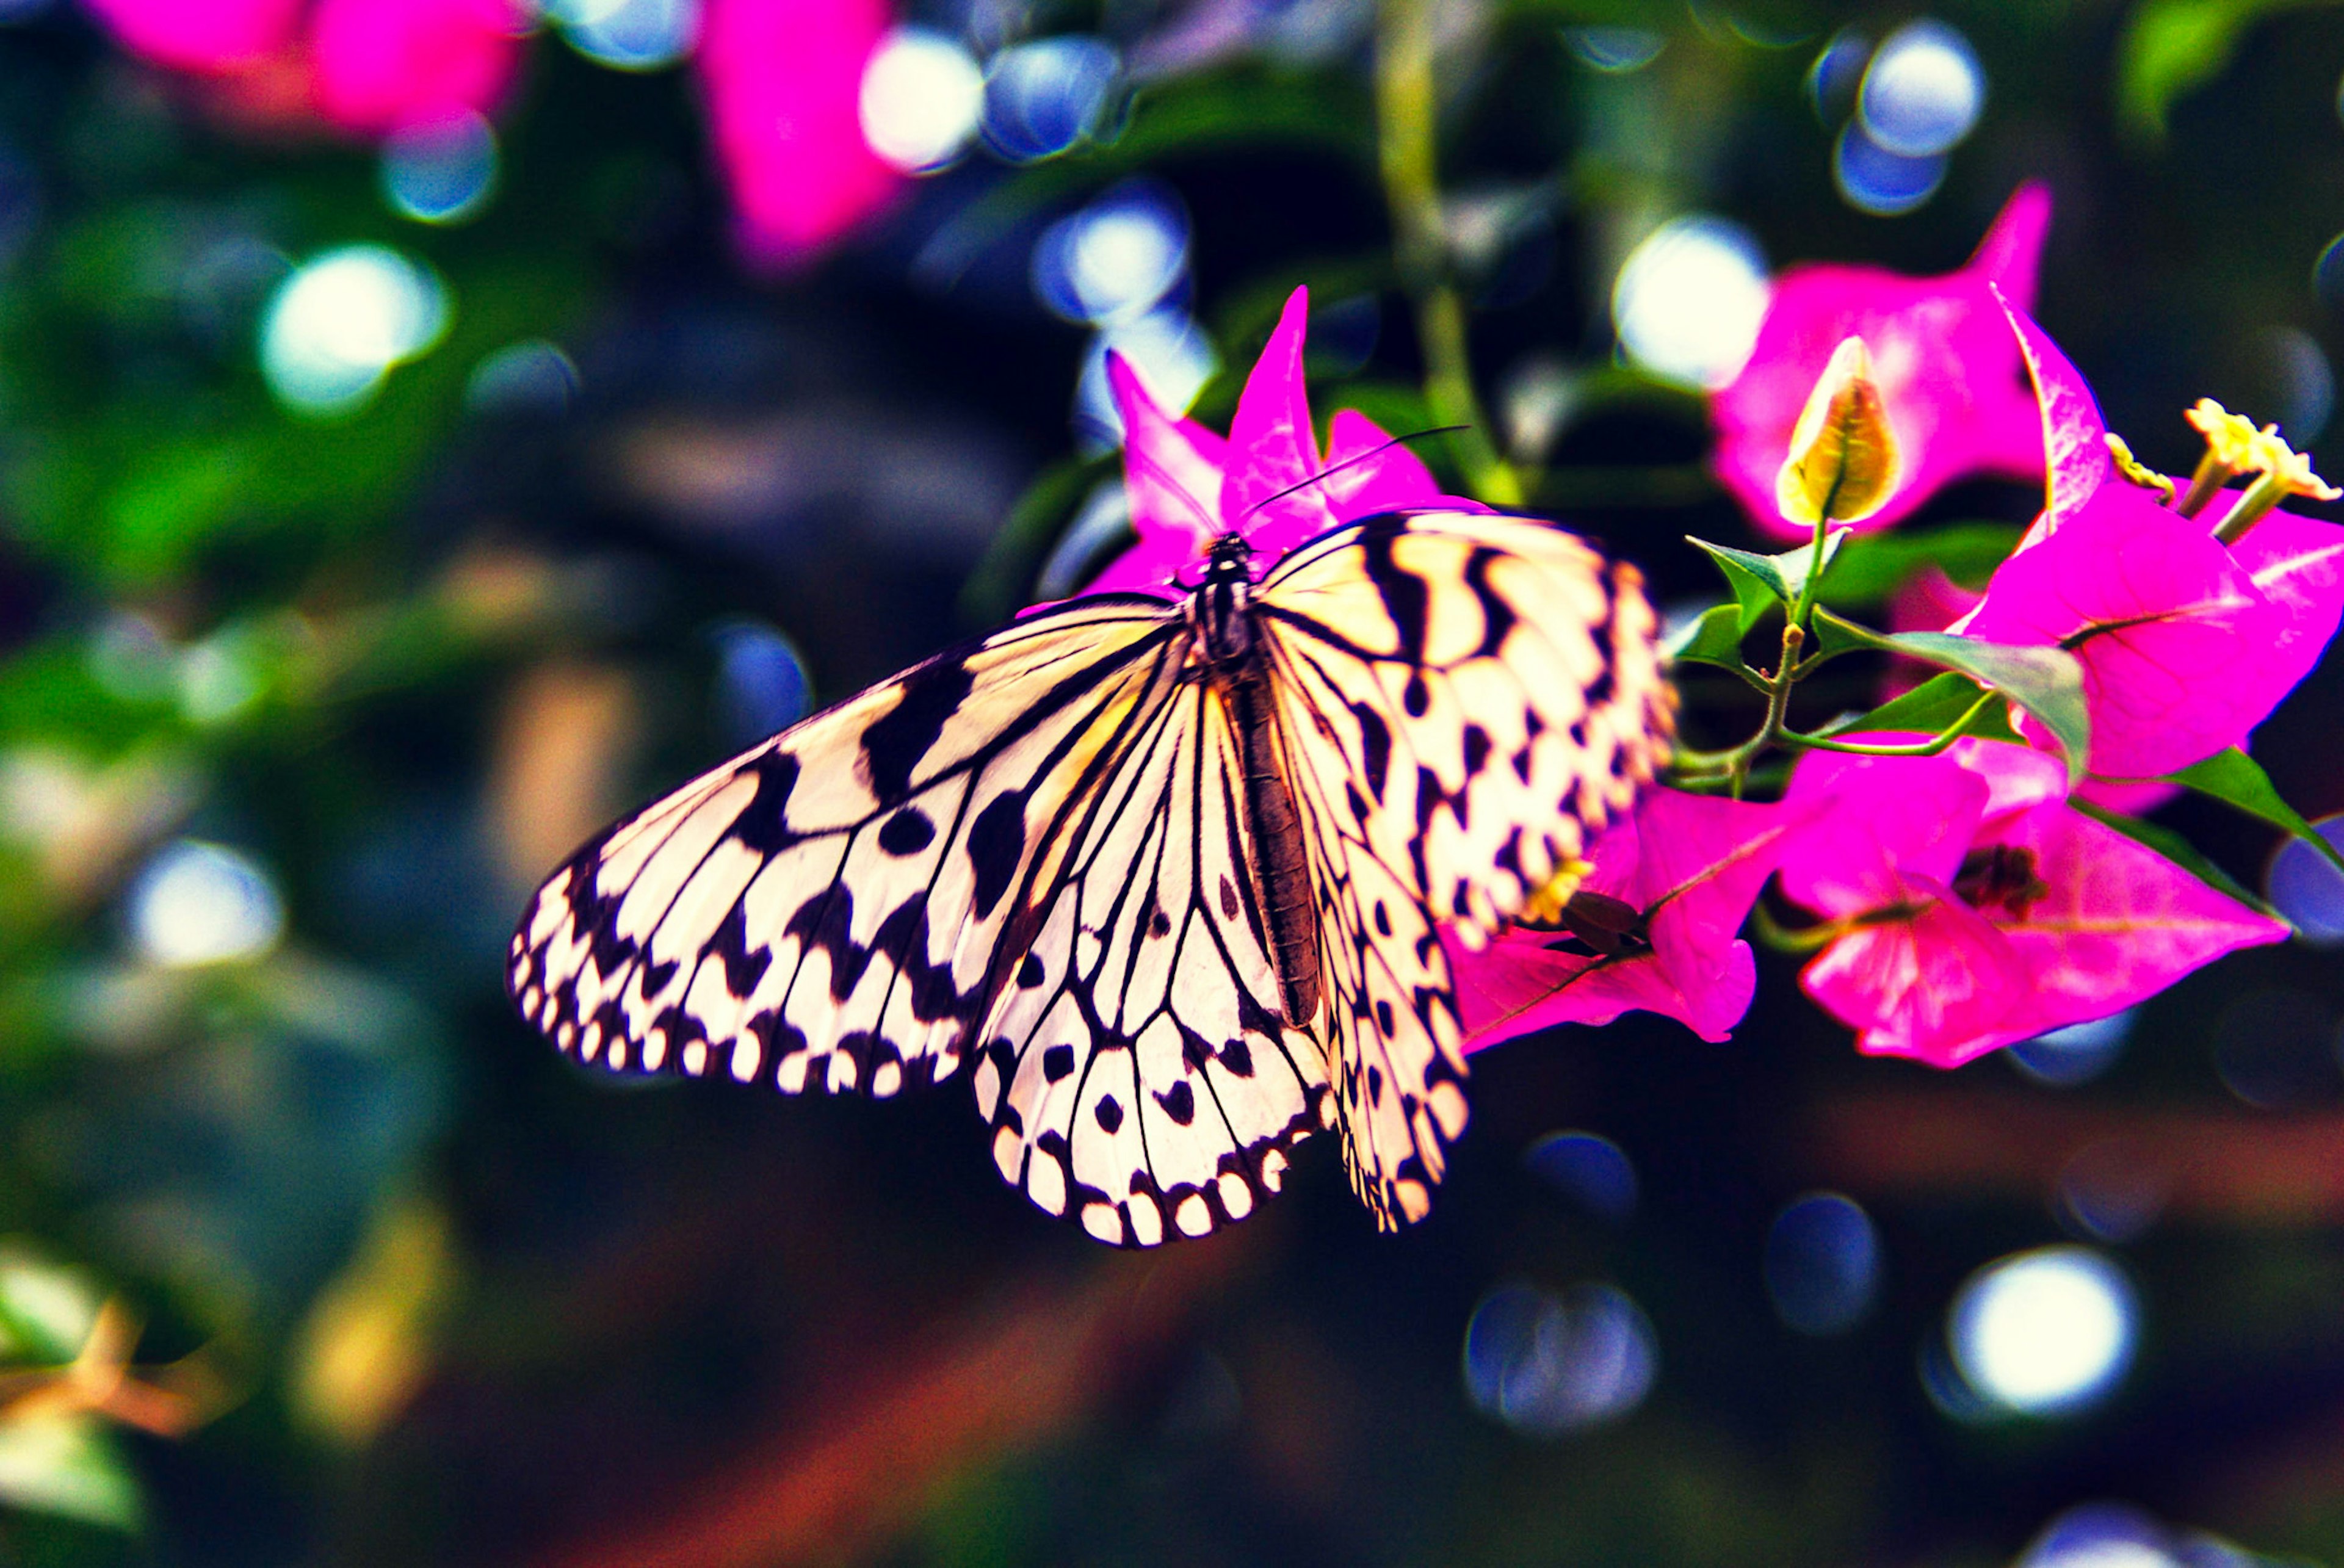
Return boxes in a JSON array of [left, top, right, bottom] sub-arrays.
[[1224, 670, 1322, 1028]]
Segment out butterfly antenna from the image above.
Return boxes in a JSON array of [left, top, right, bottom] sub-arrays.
[[1234, 426, 1471, 527]]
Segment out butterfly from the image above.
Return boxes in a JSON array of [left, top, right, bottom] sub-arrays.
[[508, 510, 1673, 1244]]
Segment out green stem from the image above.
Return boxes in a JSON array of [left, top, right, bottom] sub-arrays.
[[1781, 690, 1999, 756], [1375, 0, 1522, 507]]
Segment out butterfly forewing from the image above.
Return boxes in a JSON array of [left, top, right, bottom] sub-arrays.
[[1254, 511, 1672, 1227], [509, 597, 1185, 1097]]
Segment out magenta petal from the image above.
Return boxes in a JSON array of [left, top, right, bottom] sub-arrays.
[[1800, 875, 2030, 1066], [309, 0, 524, 134], [1780, 750, 1989, 911], [2224, 504, 2344, 703], [1962, 486, 2288, 778], [1710, 185, 2051, 539], [1219, 288, 1338, 551], [1966, 181, 2051, 311], [1108, 350, 1224, 557], [1453, 787, 1801, 1047], [1994, 294, 2114, 543], [1959, 804, 2288, 1050], [1315, 408, 1445, 511], [698, 0, 901, 267], [85, 0, 302, 71]]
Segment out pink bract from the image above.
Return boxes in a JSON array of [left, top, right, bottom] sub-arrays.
[[1449, 787, 1810, 1047], [1781, 739, 2286, 1067], [82, 0, 301, 73], [309, 0, 526, 135], [1711, 183, 2052, 540], [1955, 300, 2344, 781], [1082, 287, 1481, 599], [697, 0, 902, 268]]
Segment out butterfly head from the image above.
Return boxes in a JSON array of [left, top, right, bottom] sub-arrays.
[[1190, 534, 1259, 669]]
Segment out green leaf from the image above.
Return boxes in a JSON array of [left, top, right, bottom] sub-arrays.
[[2160, 747, 2344, 876], [2071, 800, 2276, 916], [1820, 522, 2025, 605], [1813, 671, 2020, 743], [2114, 0, 2341, 143], [1686, 530, 1847, 634], [1660, 603, 1751, 674], [1812, 610, 2091, 783]]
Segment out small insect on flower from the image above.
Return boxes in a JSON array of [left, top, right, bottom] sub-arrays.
[[507, 295, 1675, 1245]]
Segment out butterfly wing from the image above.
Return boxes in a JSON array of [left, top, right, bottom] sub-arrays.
[[508, 595, 1189, 1100], [972, 676, 1333, 1245], [1254, 511, 1673, 1227]]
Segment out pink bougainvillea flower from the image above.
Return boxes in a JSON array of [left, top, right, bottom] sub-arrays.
[[307, 0, 527, 135], [1781, 739, 2286, 1066], [696, 0, 902, 267], [1712, 183, 2052, 540], [84, 0, 525, 137], [1952, 302, 2344, 782], [82, 0, 302, 73], [1082, 287, 1482, 599], [1446, 787, 1812, 1047]]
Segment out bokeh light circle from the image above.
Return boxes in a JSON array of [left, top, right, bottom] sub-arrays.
[[260, 245, 449, 418], [1764, 1193, 1881, 1335], [547, 0, 699, 71], [1948, 1246, 2137, 1416], [1522, 1130, 1637, 1223], [1074, 309, 1218, 450], [1564, 27, 1663, 73], [982, 35, 1120, 163], [711, 620, 811, 748], [1463, 1283, 1657, 1436], [860, 26, 986, 173], [380, 111, 499, 225], [1857, 19, 1984, 156], [1032, 181, 1189, 327], [2008, 1010, 2134, 1087], [2267, 813, 2344, 944], [129, 839, 285, 968], [1834, 121, 1947, 215], [1610, 215, 1770, 390]]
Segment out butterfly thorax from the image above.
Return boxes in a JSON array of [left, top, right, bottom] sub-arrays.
[[1185, 534, 1323, 1031]]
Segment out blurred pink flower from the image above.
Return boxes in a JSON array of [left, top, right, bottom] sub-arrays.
[[1083, 286, 1483, 598], [83, 0, 526, 136], [1447, 787, 1811, 1047], [1955, 303, 2344, 781], [82, 0, 301, 72], [1782, 739, 2285, 1067], [308, 0, 526, 135], [697, 0, 902, 267], [1712, 183, 2052, 540]]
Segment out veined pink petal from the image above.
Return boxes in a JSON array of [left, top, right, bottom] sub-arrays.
[[309, 0, 526, 134], [1779, 749, 1989, 911], [1965, 181, 2050, 309], [2221, 502, 2344, 701], [1102, 350, 1223, 591], [1710, 185, 2052, 539], [1799, 873, 2029, 1066], [1994, 292, 2114, 549], [1310, 408, 1460, 519], [1218, 287, 1337, 554], [698, 0, 901, 267], [1962, 485, 2288, 778], [84, 0, 301, 72], [1455, 788, 1803, 1047]]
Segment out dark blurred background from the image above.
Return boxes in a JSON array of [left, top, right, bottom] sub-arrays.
[[2, 0, 2344, 1563]]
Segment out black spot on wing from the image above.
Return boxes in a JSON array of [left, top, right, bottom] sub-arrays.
[[1095, 1094, 1124, 1132], [1043, 1043, 1076, 1082], [1350, 700, 1392, 802], [1156, 1079, 1196, 1125], [1017, 952, 1045, 988], [877, 807, 936, 856], [967, 790, 1027, 920], [1361, 521, 1430, 662], [729, 751, 803, 856], [859, 657, 977, 805]]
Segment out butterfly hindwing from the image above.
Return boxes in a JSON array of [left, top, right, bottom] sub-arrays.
[[508, 597, 1185, 1099], [1255, 511, 1672, 1227], [974, 678, 1332, 1245]]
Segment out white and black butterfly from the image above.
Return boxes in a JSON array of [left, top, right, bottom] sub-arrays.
[[508, 511, 1673, 1244]]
